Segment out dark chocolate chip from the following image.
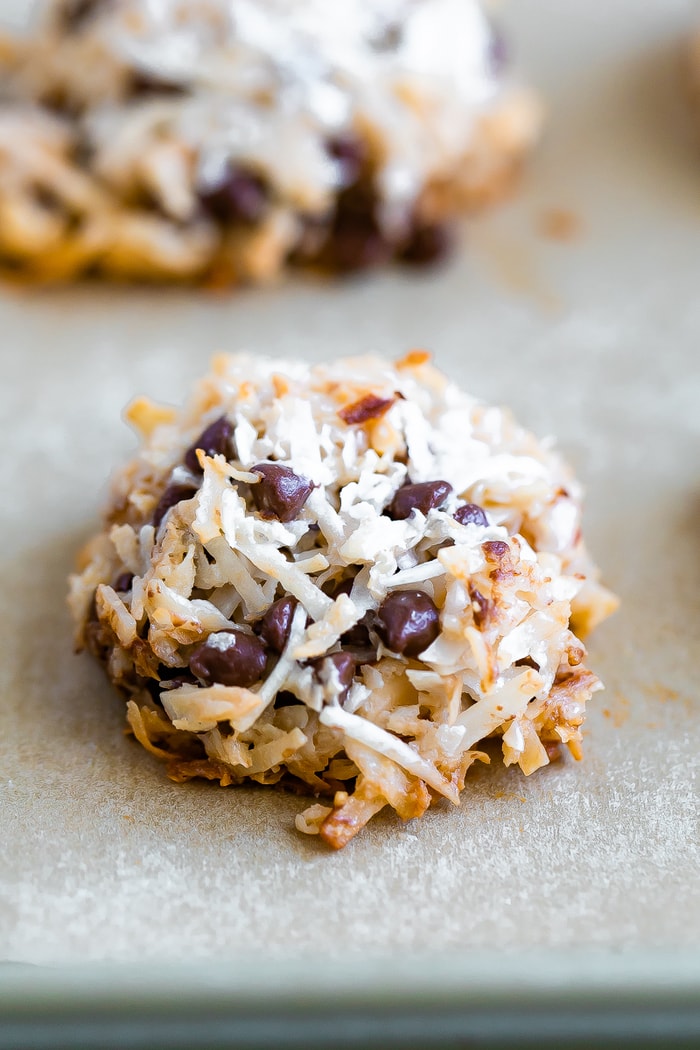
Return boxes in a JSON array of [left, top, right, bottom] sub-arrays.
[[258, 596, 298, 654], [58, 0, 104, 31], [113, 572, 134, 593], [340, 617, 373, 650], [371, 21, 403, 52], [375, 590, 440, 658], [399, 222, 453, 267], [331, 593, 377, 655], [327, 136, 366, 188], [152, 482, 198, 529], [199, 166, 268, 225], [184, 415, 234, 473], [189, 630, 267, 688], [388, 480, 452, 520], [488, 19, 509, 76], [454, 502, 489, 527], [251, 464, 313, 522], [330, 207, 391, 272], [312, 652, 356, 701]]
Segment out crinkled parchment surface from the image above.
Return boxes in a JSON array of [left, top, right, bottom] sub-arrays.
[[0, 0, 698, 964]]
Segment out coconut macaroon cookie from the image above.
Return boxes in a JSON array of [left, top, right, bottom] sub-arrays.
[[0, 0, 541, 283], [69, 353, 617, 849]]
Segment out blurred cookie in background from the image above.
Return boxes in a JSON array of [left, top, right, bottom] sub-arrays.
[[0, 0, 542, 285]]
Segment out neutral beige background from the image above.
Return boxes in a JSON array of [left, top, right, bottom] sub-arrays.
[[0, 0, 698, 964]]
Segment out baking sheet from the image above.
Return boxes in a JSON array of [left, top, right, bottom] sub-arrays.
[[1, 0, 699, 972]]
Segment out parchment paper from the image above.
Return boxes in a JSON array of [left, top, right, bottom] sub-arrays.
[[0, 0, 698, 965]]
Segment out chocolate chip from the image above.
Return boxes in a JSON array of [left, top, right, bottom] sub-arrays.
[[152, 482, 198, 529], [184, 415, 234, 473], [328, 186, 391, 272], [340, 617, 373, 650], [189, 630, 267, 688], [454, 503, 488, 527], [258, 596, 298, 654], [371, 21, 403, 52], [312, 652, 355, 701], [488, 19, 508, 76], [251, 464, 313, 522], [388, 480, 452, 520], [399, 222, 453, 267], [58, 0, 104, 31], [327, 587, 376, 654], [375, 590, 440, 658], [113, 572, 134, 593], [199, 166, 268, 225], [327, 136, 366, 188], [331, 214, 390, 272]]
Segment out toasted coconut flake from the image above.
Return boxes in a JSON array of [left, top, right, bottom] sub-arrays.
[[125, 397, 178, 439], [320, 786, 389, 850], [293, 593, 361, 660], [162, 683, 262, 733], [239, 727, 308, 776], [457, 669, 543, 749], [296, 803, 334, 836], [95, 584, 137, 649], [320, 704, 459, 803], [339, 394, 396, 426], [126, 701, 174, 760]]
